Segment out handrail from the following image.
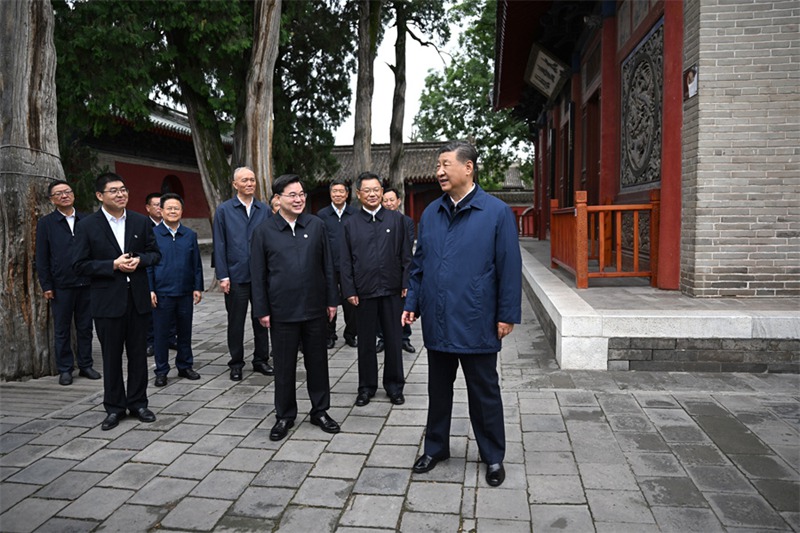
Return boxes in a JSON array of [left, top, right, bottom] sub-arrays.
[[550, 190, 660, 288]]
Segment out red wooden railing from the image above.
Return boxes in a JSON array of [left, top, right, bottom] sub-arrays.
[[517, 210, 536, 237], [550, 190, 660, 288]]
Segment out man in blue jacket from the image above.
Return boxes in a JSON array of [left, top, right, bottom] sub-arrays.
[[148, 193, 204, 387], [402, 141, 522, 487], [35, 180, 100, 385], [213, 167, 272, 381]]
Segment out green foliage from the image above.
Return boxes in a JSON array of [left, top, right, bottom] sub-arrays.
[[412, 0, 532, 188]]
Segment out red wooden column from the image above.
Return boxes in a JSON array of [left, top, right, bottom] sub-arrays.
[[599, 13, 620, 205], [658, 0, 683, 290]]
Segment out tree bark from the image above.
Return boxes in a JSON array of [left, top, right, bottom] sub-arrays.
[[0, 0, 62, 379], [353, 0, 383, 177], [242, 0, 282, 200], [389, 2, 407, 210]]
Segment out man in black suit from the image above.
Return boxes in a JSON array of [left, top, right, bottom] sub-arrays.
[[316, 178, 358, 348], [73, 172, 161, 431], [35, 180, 100, 386], [251, 174, 340, 441], [340, 173, 411, 407]]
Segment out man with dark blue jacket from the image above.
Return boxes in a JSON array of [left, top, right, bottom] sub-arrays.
[[213, 167, 272, 381], [341, 173, 412, 407], [316, 179, 358, 348], [403, 141, 522, 487], [35, 180, 100, 386], [148, 193, 203, 387]]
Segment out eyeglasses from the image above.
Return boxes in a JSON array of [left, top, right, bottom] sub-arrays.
[[359, 187, 382, 195], [280, 192, 307, 200], [162, 206, 182, 212], [50, 190, 74, 198], [103, 187, 129, 196]]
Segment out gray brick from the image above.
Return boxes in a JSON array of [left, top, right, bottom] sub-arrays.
[[59, 487, 134, 520], [293, 476, 353, 508], [339, 494, 404, 528], [0, 497, 69, 533], [228, 486, 294, 519], [406, 481, 463, 514], [274, 506, 339, 533], [353, 467, 411, 495], [585, 489, 655, 525], [530, 505, 594, 533], [160, 496, 230, 531]]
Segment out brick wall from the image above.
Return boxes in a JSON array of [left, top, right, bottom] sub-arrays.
[[680, 0, 800, 297], [608, 337, 800, 373]]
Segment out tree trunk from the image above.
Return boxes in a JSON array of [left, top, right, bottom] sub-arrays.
[[389, 2, 407, 211], [0, 0, 62, 379], [353, 0, 383, 177], [242, 0, 282, 200], [181, 81, 231, 219]]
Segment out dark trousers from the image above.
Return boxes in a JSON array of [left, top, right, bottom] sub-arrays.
[[52, 286, 94, 373], [355, 295, 404, 397], [424, 350, 505, 464], [225, 282, 269, 369], [272, 316, 330, 421], [153, 294, 194, 376], [94, 290, 149, 415], [377, 322, 412, 343], [328, 273, 357, 341]]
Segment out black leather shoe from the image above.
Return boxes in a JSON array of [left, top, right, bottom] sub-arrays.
[[486, 463, 505, 487], [131, 407, 156, 423], [154, 374, 168, 387], [402, 340, 416, 353], [270, 419, 294, 441], [412, 453, 450, 473], [178, 368, 200, 380], [146, 345, 154, 357], [345, 337, 358, 348], [101, 412, 125, 431], [326, 338, 335, 349], [230, 368, 243, 381], [310, 413, 340, 434], [58, 372, 73, 386], [389, 393, 405, 405], [355, 392, 371, 406], [252, 362, 274, 376], [79, 367, 101, 380], [375, 340, 384, 352]]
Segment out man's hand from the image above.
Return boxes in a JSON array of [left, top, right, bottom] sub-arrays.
[[347, 296, 359, 306], [327, 306, 337, 321], [401, 311, 417, 326], [259, 315, 270, 328], [114, 253, 139, 272], [497, 322, 514, 340], [43, 290, 54, 300], [220, 279, 231, 294], [193, 291, 202, 305], [150, 292, 158, 308], [401, 288, 408, 298]]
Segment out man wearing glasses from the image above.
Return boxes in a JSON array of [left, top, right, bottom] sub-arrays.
[[73, 172, 161, 431], [251, 174, 340, 441], [213, 166, 273, 381], [35, 180, 100, 386]]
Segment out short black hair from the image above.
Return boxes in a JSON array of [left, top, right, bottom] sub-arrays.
[[329, 178, 349, 192], [145, 192, 162, 205], [48, 179, 70, 195], [272, 174, 302, 196], [355, 171, 381, 191], [438, 141, 479, 180], [159, 192, 184, 207], [383, 187, 401, 199], [95, 172, 126, 193]]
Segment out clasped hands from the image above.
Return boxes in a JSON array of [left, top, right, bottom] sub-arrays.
[[114, 253, 139, 273]]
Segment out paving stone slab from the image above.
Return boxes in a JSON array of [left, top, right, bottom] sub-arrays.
[[528, 474, 586, 504], [7, 457, 78, 485], [274, 505, 340, 533], [694, 415, 772, 455], [365, 444, 418, 468], [159, 453, 221, 480], [105, 430, 162, 451], [191, 469, 255, 500], [615, 432, 671, 453], [626, 452, 687, 477], [475, 487, 530, 521], [585, 489, 655, 524], [293, 476, 353, 508], [0, 481, 38, 510], [410, 456, 467, 484], [706, 492, 789, 529], [252, 460, 313, 488], [521, 431, 571, 452], [59, 487, 134, 520], [400, 511, 462, 533], [310, 451, 367, 479], [375, 425, 424, 446], [28, 425, 89, 446], [0, 433, 36, 455], [686, 465, 759, 494], [669, 443, 728, 466], [228, 486, 294, 519], [650, 506, 725, 533], [751, 479, 800, 512], [35, 470, 105, 500], [215, 447, 274, 472], [98, 463, 163, 490], [0, 445, 56, 468], [578, 462, 638, 490], [271, 439, 327, 463], [729, 454, 799, 480], [339, 494, 403, 529], [353, 466, 411, 495], [638, 476, 708, 507], [186, 433, 244, 456], [127, 476, 198, 506], [0, 497, 70, 533], [35, 516, 99, 533], [406, 481, 463, 514], [72, 449, 136, 473], [160, 496, 230, 531], [131, 440, 191, 464], [529, 504, 594, 533]]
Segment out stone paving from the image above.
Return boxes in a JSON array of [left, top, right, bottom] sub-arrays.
[[1, 283, 799, 531]]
